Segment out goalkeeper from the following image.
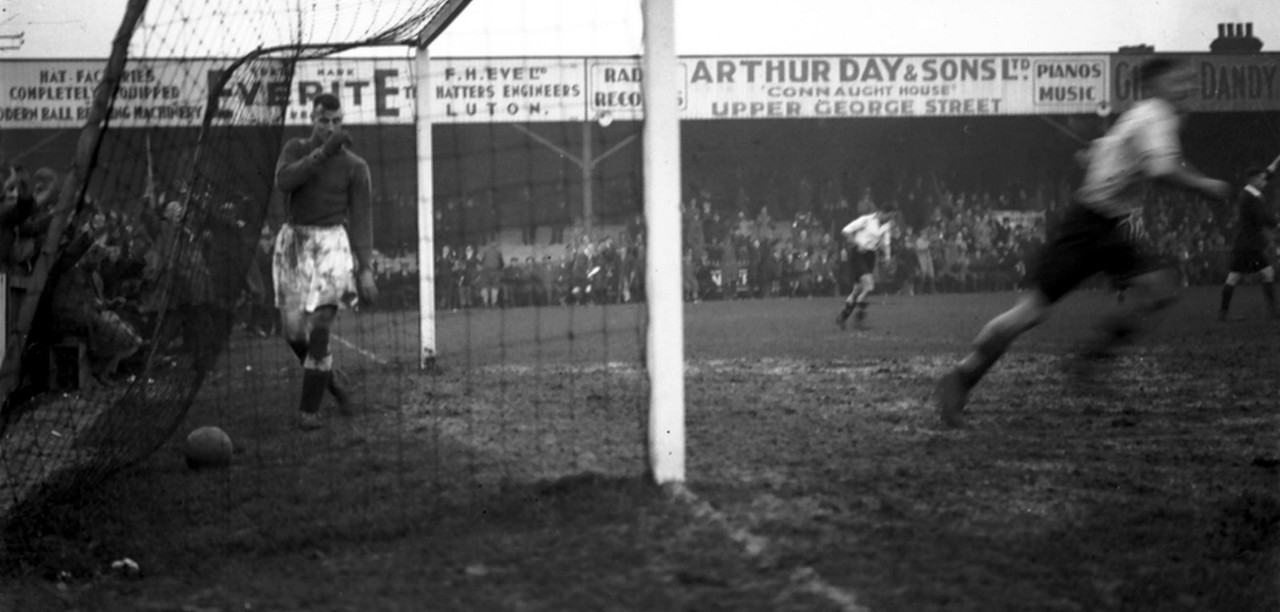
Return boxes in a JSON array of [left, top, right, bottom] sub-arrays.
[[273, 93, 378, 431]]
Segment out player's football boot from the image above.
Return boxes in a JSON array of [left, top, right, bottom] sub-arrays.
[[853, 308, 868, 330], [1063, 349, 1121, 401], [298, 411, 324, 431], [935, 369, 969, 428]]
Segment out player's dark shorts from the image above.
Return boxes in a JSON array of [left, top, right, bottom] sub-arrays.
[[1229, 249, 1273, 274], [1032, 203, 1162, 303], [848, 249, 878, 279]]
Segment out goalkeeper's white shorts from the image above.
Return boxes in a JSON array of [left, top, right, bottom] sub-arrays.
[[273, 223, 358, 313]]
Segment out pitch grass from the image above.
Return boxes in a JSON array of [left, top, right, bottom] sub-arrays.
[[3, 286, 1278, 611]]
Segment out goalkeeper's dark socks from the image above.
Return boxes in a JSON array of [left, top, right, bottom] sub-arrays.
[[288, 340, 308, 364], [838, 302, 855, 319], [308, 327, 331, 362], [1220, 285, 1234, 314], [298, 368, 330, 415], [1262, 282, 1276, 309]]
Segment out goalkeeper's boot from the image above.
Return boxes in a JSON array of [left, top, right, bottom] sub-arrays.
[[297, 369, 329, 431], [934, 368, 970, 429]]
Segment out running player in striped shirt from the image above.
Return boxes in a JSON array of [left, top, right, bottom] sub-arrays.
[[836, 205, 893, 331], [934, 57, 1230, 428]]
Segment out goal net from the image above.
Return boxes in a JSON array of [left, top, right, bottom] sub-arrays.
[[0, 0, 679, 543]]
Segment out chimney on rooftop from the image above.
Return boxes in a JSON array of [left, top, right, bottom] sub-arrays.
[[1210, 21, 1263, 53]]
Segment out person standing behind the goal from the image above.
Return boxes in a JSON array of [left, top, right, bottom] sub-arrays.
[[273, 92, 378, 431], [1218, 164, 1279, 321], [836, 204, 893, 330], [933, 57, 1230, 428]]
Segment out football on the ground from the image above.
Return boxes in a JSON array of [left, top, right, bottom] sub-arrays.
[[184, 426, 233, 469]]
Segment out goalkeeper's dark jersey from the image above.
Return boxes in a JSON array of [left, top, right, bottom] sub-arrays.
[[1233, 185, 1276, 253], [275, 136, 373, 270]]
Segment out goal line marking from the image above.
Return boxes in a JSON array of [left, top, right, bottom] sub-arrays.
[[666, 483, 871, 612], [331, 332, 389, 366]]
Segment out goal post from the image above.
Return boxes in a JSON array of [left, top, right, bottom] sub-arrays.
[[414, 47, 438, 369], [409, 0, 686, 483], [641, 0, 685, 485]]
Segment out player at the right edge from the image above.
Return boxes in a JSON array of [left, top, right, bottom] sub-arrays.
[[1218, 163, 1280, 321], [934, 57, 1231, 428]]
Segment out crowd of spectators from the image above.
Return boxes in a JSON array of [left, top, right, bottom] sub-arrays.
[[0, 127, 1244, 399], [418, 217, 647, 311], [668, 175, 1050, 301], [3, 166, 1230, 368], [16, 161, 1223, 370], [1, 164, 258, 392], [387, 164, 1242, 310]]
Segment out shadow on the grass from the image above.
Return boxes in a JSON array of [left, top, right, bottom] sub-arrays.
[[0, 421, 659, 581]]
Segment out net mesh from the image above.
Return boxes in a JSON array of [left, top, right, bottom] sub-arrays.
[[0, 0, 494, 531]]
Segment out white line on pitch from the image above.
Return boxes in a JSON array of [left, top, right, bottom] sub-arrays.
[[666, 483, 871, 612], [331, 332, 389, 365]]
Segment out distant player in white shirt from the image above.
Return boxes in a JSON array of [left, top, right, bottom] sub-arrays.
[[934, 57, 1230, 428], [836, 205, 893, 330]]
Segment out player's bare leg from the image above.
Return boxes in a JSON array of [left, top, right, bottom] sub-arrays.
[[837, 274, 875, 330], [854, 274, 875, 328], [836, 285, 856, 331], [936, 291, 1051, 427]]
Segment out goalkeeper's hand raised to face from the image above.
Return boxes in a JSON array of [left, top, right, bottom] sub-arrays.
[[320, 130, 353, 158]]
